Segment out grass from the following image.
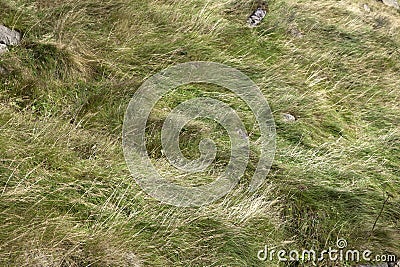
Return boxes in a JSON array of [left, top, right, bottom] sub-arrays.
[[0, 0, 399, 266]]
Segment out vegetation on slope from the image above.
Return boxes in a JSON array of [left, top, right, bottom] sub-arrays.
[[1, 0, 399, 266]]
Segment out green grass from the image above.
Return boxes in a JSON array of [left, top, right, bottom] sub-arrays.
[[1, 0, 399, 266]]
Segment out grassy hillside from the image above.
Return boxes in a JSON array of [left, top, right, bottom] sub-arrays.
[[1, 0, 399, 266]]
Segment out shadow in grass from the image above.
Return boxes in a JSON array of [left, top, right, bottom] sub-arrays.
[[282, 184, 371, 246]]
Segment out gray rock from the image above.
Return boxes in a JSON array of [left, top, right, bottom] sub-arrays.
[[0, 25, 21, 46], [248, 8, 267, 26], [381, 0, 399, 9], [248, 2, 268, 27], [282, 113, 296, 122], [363, 3, 372, 12], [0, 43, 8, 54]]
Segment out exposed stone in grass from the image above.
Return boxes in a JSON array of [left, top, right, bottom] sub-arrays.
[[0, 25, 21, 55], [0, 43, 8, 54], [282, 113, 296, 122], [380, 0, 399, 9], [0, 25, 21, 46], [247, 1, 268, 27], [363, 3, 372, 12]]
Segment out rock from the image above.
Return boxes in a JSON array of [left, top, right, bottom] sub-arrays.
[[381, 0, 399, 9], [0, 43, 9, 54], [248, 8, 267, 26], [0, 25, 21, 46], [282, 113, 296, 122], [363, 3, 372, 12], [248, 2, 268, 27]]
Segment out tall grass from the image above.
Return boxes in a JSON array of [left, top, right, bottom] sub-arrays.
[[1, 0, 399, 266]]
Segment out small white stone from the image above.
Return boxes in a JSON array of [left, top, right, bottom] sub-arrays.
[[363, 3, 371, 12], [0, 43, 9, 54], [282, 113, 296, 122], [248, 7, 267, 27]]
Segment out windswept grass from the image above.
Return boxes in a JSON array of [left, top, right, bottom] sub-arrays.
[[1, 0, 399, 266]]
